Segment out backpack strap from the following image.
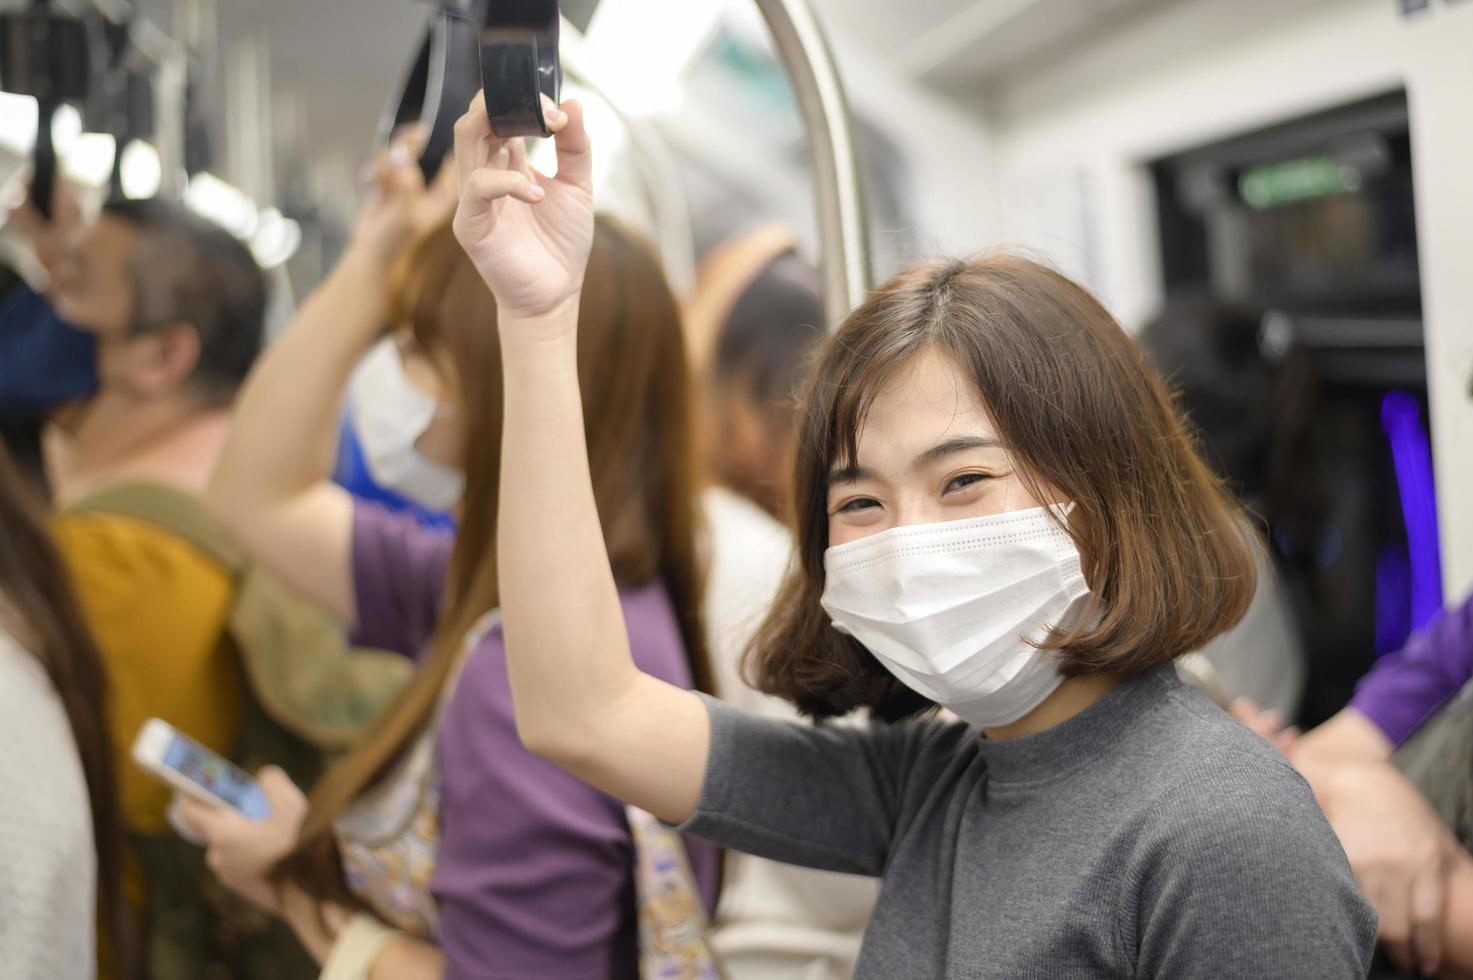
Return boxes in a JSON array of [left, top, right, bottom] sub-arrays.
[[66, 482, 409, 749], [65, 483, 248, 574]]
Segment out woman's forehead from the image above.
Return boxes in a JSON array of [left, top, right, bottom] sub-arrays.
[[836, 349, 1007, 471], [853, 350, 998, 452]]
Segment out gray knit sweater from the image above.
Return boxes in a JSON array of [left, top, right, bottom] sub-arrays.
[[681, 666, 1377, 978]]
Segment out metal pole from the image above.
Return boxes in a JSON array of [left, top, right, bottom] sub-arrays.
[[753, 0, 872, 328], [150, 52, 184, 197], [224, 28, 273, 202]]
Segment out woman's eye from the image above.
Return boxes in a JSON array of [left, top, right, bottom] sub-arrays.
[[836, 497, 880, 515], [944, 473, 990, 495]]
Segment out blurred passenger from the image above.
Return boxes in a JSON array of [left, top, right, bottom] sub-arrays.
[[184, 143, 719, 978], [1236, 587, 1473, 976], [335, 148, 459, 531], [0, 440, 129, 978], [689, 228, 879, 978], [0, 268, 97, 492], [1141, 296, 1306, 716], [2, 188, 405, 978], [458, 97, 1375, 979], [689, 226, 824, 520]]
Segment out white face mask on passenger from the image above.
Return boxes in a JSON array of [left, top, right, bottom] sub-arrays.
[[819, 504, 1091, 730], [347, 337, 464, 513]]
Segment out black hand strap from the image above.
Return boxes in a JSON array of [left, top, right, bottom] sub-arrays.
[[471, 0, 561, 139], [379, 7, 481, 181], [0, 0, 91, 218]]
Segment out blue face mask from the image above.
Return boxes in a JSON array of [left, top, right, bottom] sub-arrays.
[[0, 285, 99, 417]]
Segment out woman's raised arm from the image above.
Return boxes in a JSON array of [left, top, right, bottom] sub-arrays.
[[205, 141, 453, 624], [453, 94, 710, 823]]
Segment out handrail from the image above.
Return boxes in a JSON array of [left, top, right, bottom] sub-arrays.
[[752, 0, 872, 328]]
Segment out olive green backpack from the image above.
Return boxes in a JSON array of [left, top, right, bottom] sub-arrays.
[[70, 483, 411, 980]]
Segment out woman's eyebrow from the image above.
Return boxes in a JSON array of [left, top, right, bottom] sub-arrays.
[[826, 463, 875, 488], [914, 435, 1002, 467]]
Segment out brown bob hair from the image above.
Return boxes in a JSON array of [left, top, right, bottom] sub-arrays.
[[282, 216, 712, 899], [747, 254, 1256, 722]]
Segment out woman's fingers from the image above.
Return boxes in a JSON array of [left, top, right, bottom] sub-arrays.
[[1374, 878, 1412, 972], [507, 137, 531, 181], [453, 90, 502, 187], [1409, 869, 1445, 975], [1230, 697, 1286, 743], [550, 100, 593, 193], [174, 794, 230, 840], [462, 168, 545, 216], [1272, 726, 1301, 754], [255, 765, 306, 813], [390, 121, 431, 158]]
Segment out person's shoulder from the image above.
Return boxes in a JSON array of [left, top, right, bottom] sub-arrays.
[[1122, 686, 1377, 974], [1149, 680, 1318, 816], [1122, 686, 1349, 880]]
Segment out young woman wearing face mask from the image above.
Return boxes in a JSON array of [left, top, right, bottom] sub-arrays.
[[453, 95, 1377, 978], [183, 146, 719, 978]]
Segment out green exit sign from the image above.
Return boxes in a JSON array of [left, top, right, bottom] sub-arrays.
[[1238, 156, 1363, 209]]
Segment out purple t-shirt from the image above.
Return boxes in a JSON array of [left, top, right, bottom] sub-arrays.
[[350, 501, 720, 979], [1350, 588, 1473, 746]]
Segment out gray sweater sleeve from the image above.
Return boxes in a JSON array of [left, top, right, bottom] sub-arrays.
[[678, 695, 940, 876], [1126, 746, 1378, 979]]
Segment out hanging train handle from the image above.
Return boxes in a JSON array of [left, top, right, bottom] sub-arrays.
[[377, 7, 480, 182], [470, 0, 560, 139], [25, 0, 59, 218], [31, 100, 58, 219], [0, 0, 91, 219]]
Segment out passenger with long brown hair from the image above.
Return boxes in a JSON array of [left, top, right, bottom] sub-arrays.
[[0, 439, 130, 978], [454, 94, 1376, 978], [176, 143, 717, 978]]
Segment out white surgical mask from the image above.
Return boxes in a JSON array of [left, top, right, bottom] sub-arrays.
[[820, 504, 1091, 729], [348, 337, 464, 512]]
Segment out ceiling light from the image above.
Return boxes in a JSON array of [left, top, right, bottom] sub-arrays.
[[0, 93, 38, 154], [251, 207, 301, 268], [61, 133, 116, 188], [50, 103, 83, 155], [119, 140, 162, 199], [184, 171, 259, 239]]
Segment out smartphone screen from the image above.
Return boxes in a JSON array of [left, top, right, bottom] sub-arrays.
[[162, 732, 272, 819]]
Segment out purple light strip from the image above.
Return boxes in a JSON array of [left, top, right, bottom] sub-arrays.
[[1381, 390, 1444, 635]]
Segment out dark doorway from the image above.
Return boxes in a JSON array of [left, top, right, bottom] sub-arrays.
[[1150, 91, 1440, 725]]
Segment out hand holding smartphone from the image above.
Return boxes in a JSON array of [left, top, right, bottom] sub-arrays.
[[131, 718, 272, 820]]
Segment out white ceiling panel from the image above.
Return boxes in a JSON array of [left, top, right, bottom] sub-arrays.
[[807, 0, 985, 56], [923, 0, 1176, 89]]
